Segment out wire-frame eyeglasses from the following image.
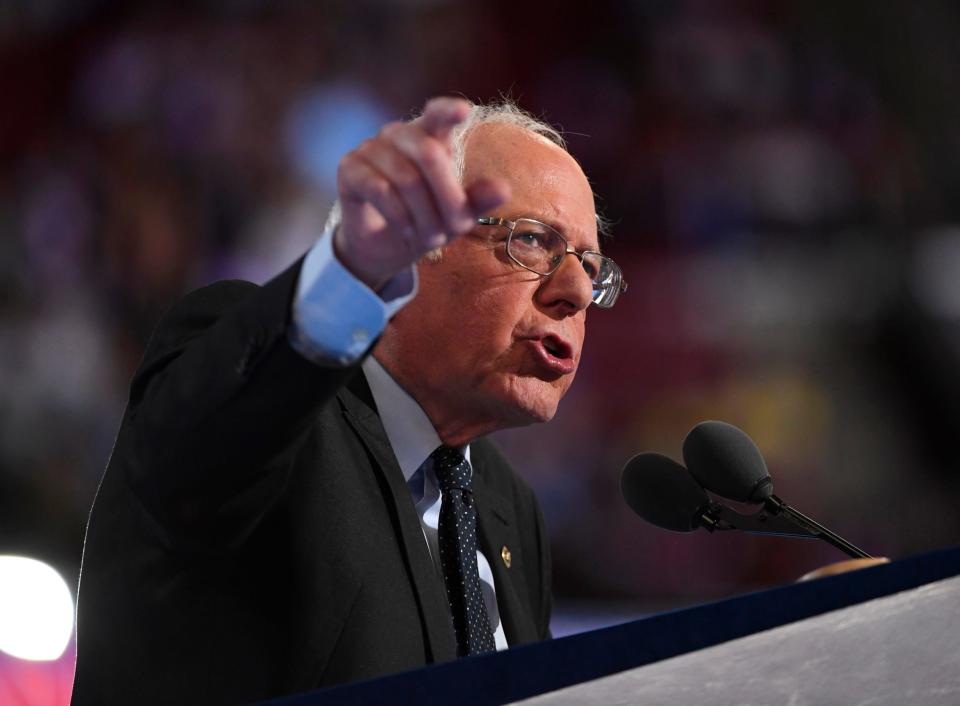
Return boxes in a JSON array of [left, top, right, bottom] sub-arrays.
[[476, 216, 627, 308]]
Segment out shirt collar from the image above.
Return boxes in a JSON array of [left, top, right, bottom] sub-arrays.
[[361, 356, 470, 482]]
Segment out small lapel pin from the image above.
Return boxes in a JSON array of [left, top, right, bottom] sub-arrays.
[[501, 545, 512, 569]]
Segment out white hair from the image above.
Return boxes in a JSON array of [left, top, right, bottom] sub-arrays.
[[323, 98, 609, 239], [447, 99, 567, 181]]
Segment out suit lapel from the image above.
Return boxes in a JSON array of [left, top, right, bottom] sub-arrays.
[[471, 449, 539, 646], [337, 372, 458, 663]]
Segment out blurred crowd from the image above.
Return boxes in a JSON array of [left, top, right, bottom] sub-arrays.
[[2, 0, 960, 646]]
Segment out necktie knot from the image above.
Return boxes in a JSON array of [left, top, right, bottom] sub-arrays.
[[430, 446, 472, 493]]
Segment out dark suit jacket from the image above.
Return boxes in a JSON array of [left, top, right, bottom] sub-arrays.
[[71, 261, 552, 705]]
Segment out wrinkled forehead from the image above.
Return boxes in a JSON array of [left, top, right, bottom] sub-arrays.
[[462, 123, 599, 249]]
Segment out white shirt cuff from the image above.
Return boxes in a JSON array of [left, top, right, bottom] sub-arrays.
[[289, 222, 418, 365]]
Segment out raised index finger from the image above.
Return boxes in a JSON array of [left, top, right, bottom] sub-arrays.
[[416, 97, 472, 143]]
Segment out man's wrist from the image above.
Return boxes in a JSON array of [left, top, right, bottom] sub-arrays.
[[288, 216, 418, 366]]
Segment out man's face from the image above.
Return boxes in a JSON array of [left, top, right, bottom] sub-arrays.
[[377, 122, 598, 442]]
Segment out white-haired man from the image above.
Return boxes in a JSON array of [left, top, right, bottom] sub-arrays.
[[71, 97, 626, 705]]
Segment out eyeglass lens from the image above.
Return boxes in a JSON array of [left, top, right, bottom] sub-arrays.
[[507, 219, 622, 307]]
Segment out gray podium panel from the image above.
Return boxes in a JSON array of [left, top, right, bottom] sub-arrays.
[[516, 575, 960, 706]]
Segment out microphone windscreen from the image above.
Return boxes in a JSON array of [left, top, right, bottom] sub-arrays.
[[682, 421, 772, 503], [620, 453, 710, 532]]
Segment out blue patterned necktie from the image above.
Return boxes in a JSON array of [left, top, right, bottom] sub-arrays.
[[430, 446, 496, 657]]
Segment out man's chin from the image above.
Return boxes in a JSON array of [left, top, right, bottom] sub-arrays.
[[511, 404, 555, 426], [498, 378, 564, 426]]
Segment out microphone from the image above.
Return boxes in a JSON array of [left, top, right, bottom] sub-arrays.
[[681, 421, 872, 560], [682, 421, 772, 503], [619, 453, 711, 532], [619, 452, 827, 540]]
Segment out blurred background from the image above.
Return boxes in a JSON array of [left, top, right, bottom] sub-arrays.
[[3, 0, 960, 700]]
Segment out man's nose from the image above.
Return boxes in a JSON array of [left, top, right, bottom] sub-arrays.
[[537, 253, 594, 314]]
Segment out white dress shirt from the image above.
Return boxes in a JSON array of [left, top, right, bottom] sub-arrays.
[[362, 357, 507, 651], [288, 224, 508, 651]]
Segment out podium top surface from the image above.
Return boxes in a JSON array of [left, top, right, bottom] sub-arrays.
[[517, 572, 960, 705]]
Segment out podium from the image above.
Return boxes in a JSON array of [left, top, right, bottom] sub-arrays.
[[259, 546, 960, 705]]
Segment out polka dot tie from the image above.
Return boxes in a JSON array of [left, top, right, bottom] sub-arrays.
[[431, 446, 496, 657]]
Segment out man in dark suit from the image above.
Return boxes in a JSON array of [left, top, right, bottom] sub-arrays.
[[71, 97, 626, 705]]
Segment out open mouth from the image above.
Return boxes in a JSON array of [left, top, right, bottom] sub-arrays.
[[523, 334, 575, 377], [541, 335, 571, 360]]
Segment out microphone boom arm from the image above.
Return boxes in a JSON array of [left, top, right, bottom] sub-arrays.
[[699, 496, 872, 559], [766, 495, 872, 559]]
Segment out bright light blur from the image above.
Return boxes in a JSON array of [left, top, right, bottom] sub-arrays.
[[0, 556, 74, 661]]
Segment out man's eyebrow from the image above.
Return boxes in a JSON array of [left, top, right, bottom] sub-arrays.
[[504, 210, 602, 252], [550, 215, 603, 253]]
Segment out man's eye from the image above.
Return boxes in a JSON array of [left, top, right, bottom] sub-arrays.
[[513, 231, 547, 248], [582, 260, 599, 279]]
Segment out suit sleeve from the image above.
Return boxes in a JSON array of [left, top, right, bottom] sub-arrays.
[[123, 259, 358, 553]]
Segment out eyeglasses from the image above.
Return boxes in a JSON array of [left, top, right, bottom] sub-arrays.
[[477, 216, 627, 308]]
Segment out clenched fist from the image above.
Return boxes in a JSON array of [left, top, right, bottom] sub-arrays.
[[333, 97, 511, 291]]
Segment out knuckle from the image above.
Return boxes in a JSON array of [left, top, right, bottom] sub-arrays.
[[392, 165, 423, 194], [355, 138, 378, 155], [366, 181, 407, 223], [409, 206, 440, 232], [338, 151, 359, 171], [417, 140, 445, 169], [379, 121, 403, 139], [336, 155, 363, 186], [368, 176, 391, 200]]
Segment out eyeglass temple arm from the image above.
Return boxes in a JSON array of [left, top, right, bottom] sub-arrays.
[[477, 216, 516, 229]]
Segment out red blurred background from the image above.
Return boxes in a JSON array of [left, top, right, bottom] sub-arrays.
[[3, 0, 960, 700]]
